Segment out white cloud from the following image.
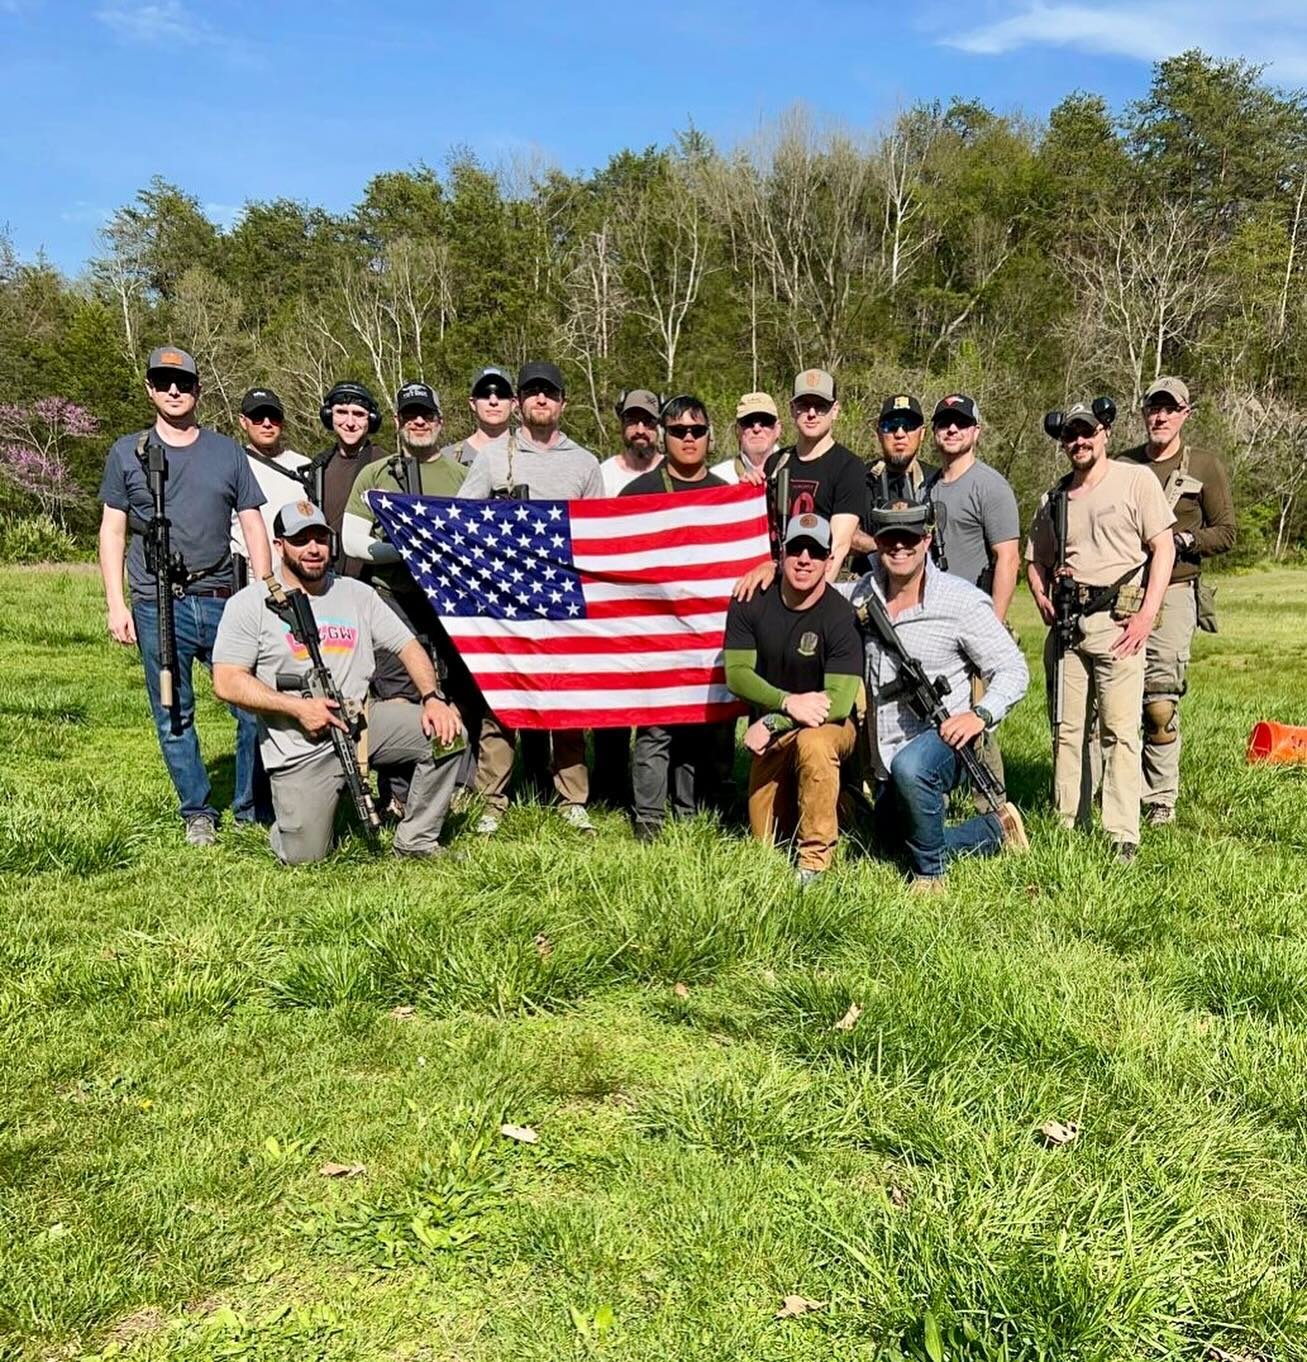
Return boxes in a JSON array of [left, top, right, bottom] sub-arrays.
[[202, 202, 242, 228], [94, 0, 210, 45], [941, 1, 1307, 83]]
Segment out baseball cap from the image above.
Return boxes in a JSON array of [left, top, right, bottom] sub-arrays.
[[146, 346, 198, 378], [783, 512, 833, 553], [1060, 402, 1102, 432], [471, 365, 514, 396], [736, 392, 779, 421], [1144, 376, 1189, 406], [793, 368, 836, 402], [879, 393, 923, 425], [240, 387, 284, 418], [619, 389, 661, 419], [272, 499, 331, 539], [869, 501, 931, 538], [395, 380, 441, 415], [932, 394, 980, 425], [518, 361, 565, 395]]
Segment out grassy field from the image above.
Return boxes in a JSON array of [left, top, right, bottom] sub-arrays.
[[2, 565, 1307, 1362]]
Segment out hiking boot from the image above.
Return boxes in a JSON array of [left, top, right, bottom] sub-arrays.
[[909, 875, 948, 895], [184, 814, 217, 847], [475, 811, 501, 836], [633, 820, 661, 844], [998, 801, 1029, 853], [560, 804, 597, 835], [394, 843, 446, 861], [795, 867, 822, 889], [1112, 841, 1139, 864], [1145, 804, 1175, 827]]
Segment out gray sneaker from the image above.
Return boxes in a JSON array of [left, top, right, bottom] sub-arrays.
[[560, 804, 597, 834], [1145, 804, 1175, 827], [795, 867, 822, 889], [184, 814, 217, 847], [475, 812, 501, 836]]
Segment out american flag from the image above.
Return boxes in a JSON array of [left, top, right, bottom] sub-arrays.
[[365, 484, 771, 729]]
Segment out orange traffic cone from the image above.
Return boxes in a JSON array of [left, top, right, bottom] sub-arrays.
[[1247, 721, 1307, 765]]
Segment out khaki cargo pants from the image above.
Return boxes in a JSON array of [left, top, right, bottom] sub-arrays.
[[475, 710, 589, 813], [1047, 611, 1146, 846], [1142, 580, 1198, 813], [747, 718, 857, 871]]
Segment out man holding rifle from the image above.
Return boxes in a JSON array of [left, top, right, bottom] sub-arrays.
[[853, 502, 1028, 891], [213, 501, 464, 864], [97, 346, 270, 845], [1026, 402, 1174, 862]]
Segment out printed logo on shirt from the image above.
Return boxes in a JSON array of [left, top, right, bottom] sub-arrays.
[[283, 620, 359, 662], [797, 630, 819, 658]]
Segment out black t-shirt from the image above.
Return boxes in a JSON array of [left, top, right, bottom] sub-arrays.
[[851, 458, 938, 574], [724, 580, 863, 698], [312, 439, 387, 577], [765, 442, 866, 523], [620, 467, 727, 496]]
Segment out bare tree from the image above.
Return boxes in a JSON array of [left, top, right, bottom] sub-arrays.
[[556, 222, 626, 439], [170, 266, 251, 431]]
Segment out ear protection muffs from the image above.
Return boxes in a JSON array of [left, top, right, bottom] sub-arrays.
[[1043, 396, 1117, 440], [320, 382, 382, 434]]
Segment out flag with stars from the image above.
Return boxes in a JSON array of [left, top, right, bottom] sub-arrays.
[[365, 484, 771, 729]]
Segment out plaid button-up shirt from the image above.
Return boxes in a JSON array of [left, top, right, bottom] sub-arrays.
[[857, 560, 1028, 777]]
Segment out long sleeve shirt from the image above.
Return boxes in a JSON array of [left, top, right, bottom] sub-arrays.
[[858, 560, 1028, 776]]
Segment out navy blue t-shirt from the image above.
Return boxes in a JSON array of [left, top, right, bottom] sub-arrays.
[[99, 427, 265, 602]]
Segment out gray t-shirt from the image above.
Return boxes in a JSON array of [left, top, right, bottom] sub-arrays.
[[927, 460, 1020, 594], [99, 427, 265, 602], [213, 574, 414, 771], [459, 432, 604, 501]]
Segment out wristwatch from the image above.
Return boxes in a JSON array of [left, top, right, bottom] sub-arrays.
[[762, 713, 785, 734], [419, 691, 440, 705], [972, 705, 995, 730]]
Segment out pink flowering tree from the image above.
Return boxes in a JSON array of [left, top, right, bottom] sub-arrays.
[[0, 398, 99, 528]]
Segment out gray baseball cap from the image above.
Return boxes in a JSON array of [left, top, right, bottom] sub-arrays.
[[869, 501, 931, 538], [1144, 376, 1189, 406], [784, 512, 833, 553], [272, 499, 331, 539], [146, 345, 198, 377], [793, 368, 836, 402]]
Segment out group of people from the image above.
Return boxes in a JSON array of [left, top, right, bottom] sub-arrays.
[[96, 347, 1234, 884]]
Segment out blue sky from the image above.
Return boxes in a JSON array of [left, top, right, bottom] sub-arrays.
[[5, 0, 1307, 275]]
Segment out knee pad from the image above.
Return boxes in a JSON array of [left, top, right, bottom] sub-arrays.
[[1143, 697, 1178, 745]]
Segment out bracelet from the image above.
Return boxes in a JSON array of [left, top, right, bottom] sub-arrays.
[[419, 691, 440, 705]]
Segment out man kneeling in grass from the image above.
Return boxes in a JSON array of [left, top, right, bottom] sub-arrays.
[[724, 513, 863, 887], [213, 501, 464, 863], [855, 501, 1028, 891]]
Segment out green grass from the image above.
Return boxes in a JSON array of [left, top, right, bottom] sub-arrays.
[[2, 564, 1307, 1361]]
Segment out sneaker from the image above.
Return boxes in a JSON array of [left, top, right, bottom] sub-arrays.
[[1145, 804, 1175, 827], [795, 867, 822, 889], [475, 812, 501, 836], [1112, 841, 1139, 864], [909, 875, 948, 895], [394, 843, 446, 861], [998, 801, 1029, 853], [184, 814, 217, 847], [560, 804, 597, 835]]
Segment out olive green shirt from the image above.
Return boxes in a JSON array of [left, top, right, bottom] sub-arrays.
[[1115, 443, 1235, 583]]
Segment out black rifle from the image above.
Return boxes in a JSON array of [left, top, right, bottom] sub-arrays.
[[388, 451, 420, 496], [264, 576, 381, 845], [769, 457, 791, 556], [1049, 480, 1077, 731], [134, 434, 188, 734], [851, 578, 1006, 814]]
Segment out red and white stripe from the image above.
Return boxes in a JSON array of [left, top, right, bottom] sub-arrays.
[[445, 483, 770, 729]]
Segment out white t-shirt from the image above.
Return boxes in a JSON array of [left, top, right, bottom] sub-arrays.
[[231, 448, 312, 566], [599, 454, 661, 496]]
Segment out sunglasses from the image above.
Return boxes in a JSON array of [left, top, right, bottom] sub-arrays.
[[519, 383, 561, 400], [1060, 425, 1096, 442], [284, 528, 332, 546], [879, 416, 922, 434], [150, 372, 197, 394], [665, 423, 709, 440], [475, 385, 513, 401], [399, 406, 439, 422], [246, 408, 282, 424], [875, 532, 926, 551], [793, 398, 832, 415], [932, 416, 975, 431], [788, 541, 830, 561], [739, 414, 777, 430]]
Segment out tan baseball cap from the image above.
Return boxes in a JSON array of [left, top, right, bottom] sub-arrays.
[[735, 392, 778, 421], [1144, 376, 1189, 406], [619, 389, 661, 420], [792, 368, 835, 402]]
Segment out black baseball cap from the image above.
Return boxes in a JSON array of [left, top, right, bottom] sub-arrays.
[[878, 393, 923, 426], [518, 361, 565, 395], [395, 381, 441, 415], [471, 365, 514, 396], [932, 394, 980, 425], [241, 387, 284, 418]]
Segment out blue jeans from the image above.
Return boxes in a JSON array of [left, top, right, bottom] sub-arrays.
[[133, 595, 257, 823], [876, 729, 1003, 879]]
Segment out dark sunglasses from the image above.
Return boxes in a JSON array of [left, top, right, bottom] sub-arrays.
[[879, 416, 922, 435], [284, 528, 332, 546], [739, 414, 777, 430], [1060, 425, 1096, 443], [399, 405, 439, 422], [519, 383, 561, 400], [788, 541, 830, 561], [932, 416, 975, 431], [246, 408, 282, 424], [875, 531, 926, 551], [150, 372, 197, 394], [474, 384, 513, 401], [665, 423, 709, 440], [793, 398, 832, 415]]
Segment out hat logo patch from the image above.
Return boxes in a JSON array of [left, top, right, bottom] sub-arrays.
[[894, 395, 909, 408], [160, 351, 184, 366], [295, 500, 314, 517], [799, 514, 818, 529]]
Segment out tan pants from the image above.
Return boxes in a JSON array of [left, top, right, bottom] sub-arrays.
[[970, 672, 1005, 803], [1048, 611, 1145, 845], [747, 719, 857, 871], [475, 709, 589, 812], [1143, 580, 1197, 812]]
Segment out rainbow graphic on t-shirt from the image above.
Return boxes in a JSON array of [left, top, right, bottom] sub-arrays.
[[283, 621, 358, 662]]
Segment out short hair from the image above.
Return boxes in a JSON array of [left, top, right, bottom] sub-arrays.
[[660, 393, 709, 426]]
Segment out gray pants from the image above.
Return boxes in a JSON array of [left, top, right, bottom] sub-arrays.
[[1142, 580, 1198, 812], [269, 701, 461, 863], [632, 721, 734, 831]]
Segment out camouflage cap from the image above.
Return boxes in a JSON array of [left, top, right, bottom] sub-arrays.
[[1061, 402, 1102, 431], [869, 500, 931, 538]]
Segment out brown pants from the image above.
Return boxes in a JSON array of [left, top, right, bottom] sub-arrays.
[[475, 709, 588, 813], [747, 719, 857, 871]]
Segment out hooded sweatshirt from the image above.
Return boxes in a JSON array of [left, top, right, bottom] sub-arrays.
[[457, 429, 604, 501]]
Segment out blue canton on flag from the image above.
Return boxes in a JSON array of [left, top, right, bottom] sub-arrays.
[[367, 493, 587, 621]]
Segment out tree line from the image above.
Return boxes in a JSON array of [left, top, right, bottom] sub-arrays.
[[3, 49, 1306, 560]]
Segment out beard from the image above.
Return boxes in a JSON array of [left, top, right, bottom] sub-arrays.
[[294, 557, 330, 582], [400, 429, 439, 456]]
